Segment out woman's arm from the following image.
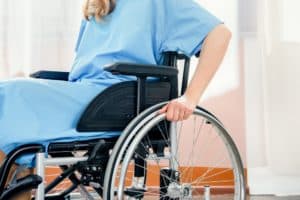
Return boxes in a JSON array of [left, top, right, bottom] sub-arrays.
[[159, 24, 232, 121]]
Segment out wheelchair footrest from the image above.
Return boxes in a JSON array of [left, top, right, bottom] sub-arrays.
[[0, 175, 42, 200], [43, 194, 71, 200], [124, 187, 146, 199]]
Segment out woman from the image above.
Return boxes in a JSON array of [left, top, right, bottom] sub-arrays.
[[0, 0, 231, 199]]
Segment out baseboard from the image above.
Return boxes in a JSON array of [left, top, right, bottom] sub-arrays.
[[248, 167, 300, 196]]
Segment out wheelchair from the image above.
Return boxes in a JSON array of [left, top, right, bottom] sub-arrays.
[[0, 52, 246, 200]]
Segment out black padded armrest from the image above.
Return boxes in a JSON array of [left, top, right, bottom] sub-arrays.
[[30, 71, 69, 81], [104, 62, 178, 78]]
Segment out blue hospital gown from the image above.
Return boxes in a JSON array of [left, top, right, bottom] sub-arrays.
[[0, 0, 221, 165]]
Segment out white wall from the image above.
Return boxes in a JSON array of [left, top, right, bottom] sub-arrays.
[[0, 0, 83, 78], [244, 0, 300, 195], [244, 37, 267, 168], [266, 43, 300, 175], [245, 40, 300, 197]]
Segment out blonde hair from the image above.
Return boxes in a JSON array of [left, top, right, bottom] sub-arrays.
[[83, 0, 116, 21]]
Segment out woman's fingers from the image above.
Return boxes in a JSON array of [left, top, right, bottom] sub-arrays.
[[166, 102, 175, 121], [172, 107, 180, 121], [159, 96, 196, 121], [179, 108, 186, 121], [183, 109, 193, 120], [161, 101, 190, 121], [159, 104, 168, 114]]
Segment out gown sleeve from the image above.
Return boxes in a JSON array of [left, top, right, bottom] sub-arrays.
[[160, 0, 222, 57]]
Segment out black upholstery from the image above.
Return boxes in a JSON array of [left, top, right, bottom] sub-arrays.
[[77, 81, 171, 132], [30, 71, 69, 81]]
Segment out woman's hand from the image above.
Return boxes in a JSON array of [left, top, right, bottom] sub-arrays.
[[158, 95, 197, 121]]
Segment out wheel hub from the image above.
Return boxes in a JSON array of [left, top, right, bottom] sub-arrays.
[[167, 183, 192, 199]]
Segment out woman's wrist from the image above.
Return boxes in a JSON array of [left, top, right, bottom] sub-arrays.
[[183, 90, 200, 107], [179, 93, 198, 110]]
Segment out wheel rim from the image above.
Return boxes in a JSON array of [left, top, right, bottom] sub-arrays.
[[108, 109, 245, 200]]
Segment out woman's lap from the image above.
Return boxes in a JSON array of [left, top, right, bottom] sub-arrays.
[[0, 78, 121, 166]]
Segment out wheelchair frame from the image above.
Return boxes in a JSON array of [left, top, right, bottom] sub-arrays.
[[0, 52, 246, 200]]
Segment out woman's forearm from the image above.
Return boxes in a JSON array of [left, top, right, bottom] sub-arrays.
[[159, 24, 232, 121], [184, 24, 232, 104]]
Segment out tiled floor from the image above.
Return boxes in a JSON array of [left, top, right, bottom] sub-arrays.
[[249, 196, 300, 200], [71, 194, 300, 199], [215, 195, 300, 200]]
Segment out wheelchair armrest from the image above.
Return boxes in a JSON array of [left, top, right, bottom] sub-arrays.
[[104, 62, 178, 78], [30, 71, 69, 81]]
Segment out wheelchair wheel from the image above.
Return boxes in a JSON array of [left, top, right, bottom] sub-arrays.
[[103, 104, 246, 200]]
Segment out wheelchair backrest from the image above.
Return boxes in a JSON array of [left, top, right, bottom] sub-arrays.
[[77, 52, 191, 132], [162, 52, 191, 96]]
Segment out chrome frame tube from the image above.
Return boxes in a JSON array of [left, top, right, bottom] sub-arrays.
[[36, 153, 45, 200], [44, 157, 88, 166], [34, 154, 89, 200], [170, 122, 178, 171]]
